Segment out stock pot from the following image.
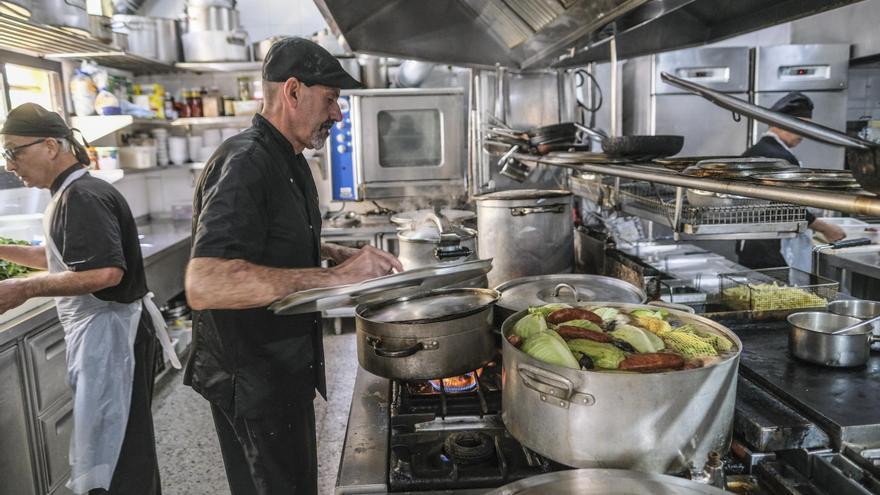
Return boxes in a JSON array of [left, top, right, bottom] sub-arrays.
[[500, 303, 740, 472]]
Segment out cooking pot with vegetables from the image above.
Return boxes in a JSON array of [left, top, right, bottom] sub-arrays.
[[500, 302, 740, 472]]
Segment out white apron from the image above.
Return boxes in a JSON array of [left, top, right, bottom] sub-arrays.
[[43, 169, 180, 494]]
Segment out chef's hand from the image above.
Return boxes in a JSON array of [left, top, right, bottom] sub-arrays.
[[0, 279, 30, 314], [811, 219, 846, 243], [332, 245, 404, 283]]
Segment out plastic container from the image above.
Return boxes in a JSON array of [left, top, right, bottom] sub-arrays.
[[119, 145, 157, 169], [94, 146, 119, 169], [232, 99, 260, 116]]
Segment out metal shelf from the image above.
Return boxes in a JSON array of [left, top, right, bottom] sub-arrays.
[[72, 115, 171, 142], [0, 13, 180, 75], [171, 116, 253, 126], [174, 61, 262, 73]]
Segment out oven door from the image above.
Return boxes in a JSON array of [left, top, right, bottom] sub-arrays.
[[353, 91, 464, 183]]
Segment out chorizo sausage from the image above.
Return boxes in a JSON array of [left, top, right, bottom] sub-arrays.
[[618, 353, 685, 372], [547, 308, 604, 326], [507, 334, 523, 348], [556, 325, 612, 343]]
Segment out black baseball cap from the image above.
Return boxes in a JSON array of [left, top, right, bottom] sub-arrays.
[[1, 103, 90, 165], [771, 92, 814, 118], [262, 36, 363, 89]]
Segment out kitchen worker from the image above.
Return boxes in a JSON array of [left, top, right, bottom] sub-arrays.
[[0, 103, 177, 495], [736, 92, 846, 270], [184, 37, 402, 495]]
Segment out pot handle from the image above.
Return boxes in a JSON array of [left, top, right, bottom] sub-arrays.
[[367, 337, 425, 358], [552, 283, 580, 300], [510, 204, 566, 216], [518, 364, 573, 399], [870, 335, 880, 345], [648, 300, 696, 314]]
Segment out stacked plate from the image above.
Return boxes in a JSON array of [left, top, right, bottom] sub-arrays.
[[151, 128, 169, 166], [750, 170, 863, 191], [682, 158, 796, 179]]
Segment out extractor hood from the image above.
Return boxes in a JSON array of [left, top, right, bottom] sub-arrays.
[[314, 0, 863, 70]]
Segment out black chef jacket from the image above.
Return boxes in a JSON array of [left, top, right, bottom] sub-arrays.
[[185, 114, 325, 419], [48, 165, 148, 303], [736, 135, 816, 269]]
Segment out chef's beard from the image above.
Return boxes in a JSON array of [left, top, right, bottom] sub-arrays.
[[308, 120, 334, 150]]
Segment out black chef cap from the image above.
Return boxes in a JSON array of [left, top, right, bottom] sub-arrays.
[[262, 36, 363, 89], [1, 103, 90, 165], [770, 92, 814, 119]]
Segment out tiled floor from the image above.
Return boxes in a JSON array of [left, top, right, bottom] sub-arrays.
[[151, 328, 359, 495]]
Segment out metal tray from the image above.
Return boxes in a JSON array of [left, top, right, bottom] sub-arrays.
[[269, 259, 493, 315], [484, 469, 728, 494]]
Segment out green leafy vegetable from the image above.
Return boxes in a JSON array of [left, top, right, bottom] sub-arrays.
[[591, 307, 619, 323], [631, 308, 669, 320], [513, 313, 548, 339], [566, 339, 626, 369], [521, 331, 580, 369], [559, 319, 603, 332], [610, 324, 664, 353], [528, 303, 573, 318]]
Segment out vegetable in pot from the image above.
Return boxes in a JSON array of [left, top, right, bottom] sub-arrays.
[[578, 354, 595, 370], [521, 331, 580, 369], [610, 324, 664, 353], [662, 331, 717, 359], [677, 324, 733, 352], [630, 308, 669, 320], [619, 352, 685, 372], [558, 319, 603, 332], [591, 307, 619, 324], [547, 308, 604, 326], [635, 315, 673, 336], [566, 339, 626, 369], [528, 303, 572, 318], [513, 313, 548, 339], [556, 325, 612, 342]]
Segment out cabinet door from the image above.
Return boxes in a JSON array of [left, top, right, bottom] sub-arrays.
[[0, 345, 38, 495], [27, 323, 70, 413], [39, 399, 73, 492]]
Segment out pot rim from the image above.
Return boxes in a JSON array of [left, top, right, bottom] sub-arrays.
[[398, 226, 477, 243], [356, 288, 500, 325], [501, 303, 742, 377], [787, 311, 872, 336], [494, 274, 647, 311]]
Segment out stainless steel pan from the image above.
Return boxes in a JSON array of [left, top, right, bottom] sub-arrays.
[[788, 311, 879, 367]]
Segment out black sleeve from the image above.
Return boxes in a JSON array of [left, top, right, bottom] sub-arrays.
[[806, 210, 817, 225], [192, 149, 268, 262], [57, 188, 127, 272]]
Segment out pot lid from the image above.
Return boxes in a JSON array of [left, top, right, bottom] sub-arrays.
[[495, 274, 646, 311], [476, 189, 571, 201], [391, 208, 476, 227], [269, 258, 492, 315], [357, 288, 499, 324], [398, 224, 476, 242], [483, 469, 728, 495]]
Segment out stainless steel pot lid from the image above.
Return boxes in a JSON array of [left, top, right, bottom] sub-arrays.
[[694, 157, 792, 170], [483, 469, 728, 495], [495, 274, 646, 311], [269, 258, 492, 315], [357, 288, 500, 324], [398, 224, 476, 242], [391, 208, 476, 227], [476, 189, 571, 201]]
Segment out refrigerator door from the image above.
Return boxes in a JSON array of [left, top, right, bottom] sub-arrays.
[[653, 93, 750, 157], [753, 91, 848, 170], [653, 47, 751, 95], [754, 44, 849, 92]]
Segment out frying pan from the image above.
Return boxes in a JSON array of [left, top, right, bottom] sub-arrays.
[[601, 135, 684, 158]]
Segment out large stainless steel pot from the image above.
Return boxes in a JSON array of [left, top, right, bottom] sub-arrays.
[[398, 218, 485, 288], [477, 189, 573, 288], [494, 274, 646, 324], [788, 311, 879, 367], [501, 303, 740, 472], [154, 17, 180, 64], [32, 0, 89, 36], [112, 15, 157, 59], [356, 288, 499, 380], [184, 5, 238, 32], [182, 30, 248, 62], [87, 14, 112, 42], [484, 469, 728, 494]]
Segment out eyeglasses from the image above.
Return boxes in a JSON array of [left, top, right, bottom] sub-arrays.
[[2, 138, 48, 163]]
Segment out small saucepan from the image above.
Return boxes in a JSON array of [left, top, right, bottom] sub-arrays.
[[788, 311, 880, 367], [828, 299, 880, 350]]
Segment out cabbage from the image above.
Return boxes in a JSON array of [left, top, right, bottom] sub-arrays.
[[566, 339, 625, 369], [610, 324, 664, 353], [558, 319, 603, 332], [521, 331, 580, 369], [630, 308, 669, 320], [528, 303, 572, 318], [513, 313, 548, 339], [591, 307, 619, 323]]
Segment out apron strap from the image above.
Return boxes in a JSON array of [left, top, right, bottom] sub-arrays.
[[143, 292, 182, 369]]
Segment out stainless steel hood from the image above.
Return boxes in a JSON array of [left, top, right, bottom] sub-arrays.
[[314, 0, 863, 70]]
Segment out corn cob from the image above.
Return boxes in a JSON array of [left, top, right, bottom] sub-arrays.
[[675, 324, 734, 352], [635, 315, 673, 336], [662, 331, 718, 359]]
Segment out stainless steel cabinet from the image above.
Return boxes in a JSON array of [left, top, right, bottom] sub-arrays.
[[38, 399, 73, 493], [0, 345, 39, 495], [27, 324, 70, 413]]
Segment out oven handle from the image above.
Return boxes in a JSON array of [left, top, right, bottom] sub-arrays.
[[510, 204, 566, 216]]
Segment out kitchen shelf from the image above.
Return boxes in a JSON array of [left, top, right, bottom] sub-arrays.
[[0, 12, 181, 75], [72, 115, 171, 142], [171, 116, 253, 126], [174, 61, 262, 73]]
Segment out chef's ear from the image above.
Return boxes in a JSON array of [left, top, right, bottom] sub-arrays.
[[285, 77, 301, 106]]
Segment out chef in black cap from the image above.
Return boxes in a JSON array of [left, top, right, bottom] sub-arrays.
[[737, 92, 846, 270], [185, 37, 402, 494], [0, 103, 174, 495]]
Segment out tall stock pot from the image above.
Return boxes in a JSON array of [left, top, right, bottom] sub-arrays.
[[500, 303, 740, 473]]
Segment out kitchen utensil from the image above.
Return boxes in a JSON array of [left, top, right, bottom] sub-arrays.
[[183, 5, 237, 32], [153, 17, 180, 64], [87, 14, 112, 42], [484, 469, 729, 495], [252, 35, 283, 61], [685, 188, 767, 208], [391, 208, 476, 229], [356, 288, 499, 380], [501, 303, 740, 472], [828, 299, 880, 328], [31, 0, 89, 36], [397, 213, 481, 273], [788, 311, 880, 367], [112, 15, 158, 59], [182, 30, 248, 62], [602, 135, 684, 158], [476, 189, 573, 288], [719, 267, 838, 312], [493, 274, 646, 323], [830, 313, 880, 335], [111, 30, 128, 50]]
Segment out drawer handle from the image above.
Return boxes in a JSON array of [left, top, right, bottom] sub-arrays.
[[45, 339, 66, 361]]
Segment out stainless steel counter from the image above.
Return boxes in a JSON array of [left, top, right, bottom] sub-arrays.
[[0, 219, 191, 347], [817, 245, 880, 298]]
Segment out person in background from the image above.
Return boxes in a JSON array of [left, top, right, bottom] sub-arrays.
[[736, 92, 846, 270], [0, 103, 176, 495], [184, 37, 402, 495]]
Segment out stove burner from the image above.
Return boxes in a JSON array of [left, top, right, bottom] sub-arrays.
[[429, 372, 479, 393], [443, 432, 496, 465]]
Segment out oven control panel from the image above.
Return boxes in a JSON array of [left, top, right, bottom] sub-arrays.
[[329, 96, 358, 201]]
